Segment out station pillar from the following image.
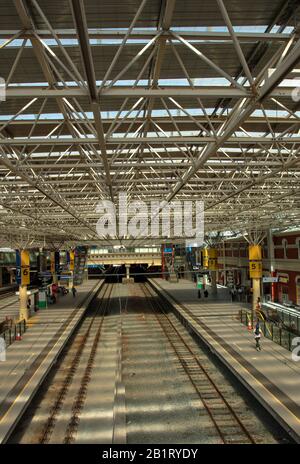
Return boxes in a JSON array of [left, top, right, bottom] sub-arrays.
[[19, 284, 28, 321], [222, 241, 227, 286], [267, 229, 276, 302], [208, 248, 218, 295], [17, 250, 30, 321], [249, 245, 262, 314], [69, 250, 75, 288]]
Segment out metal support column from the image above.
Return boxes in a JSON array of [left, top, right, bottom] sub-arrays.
[[208, 248, 218, 295], [249, 245, 262, 314], [19, 285, 28, 321]]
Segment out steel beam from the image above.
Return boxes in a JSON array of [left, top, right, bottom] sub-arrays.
[[1, 136, 300, 145]]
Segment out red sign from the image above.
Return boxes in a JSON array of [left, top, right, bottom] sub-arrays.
[[52, 283, 58, 294]]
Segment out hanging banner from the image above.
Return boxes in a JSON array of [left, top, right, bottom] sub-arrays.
[[208, 248, 218, 271], [202, 249, 209, 268], [21, 250, 30, 286], [69, 251, 75, 271], [38, 249, 47, 274], [16, 250, 21, 285], [249, 245, 262, 279]]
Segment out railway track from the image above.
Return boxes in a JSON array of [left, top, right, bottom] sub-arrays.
[[8, 281, 282, 444], [0, 292, 15, 300], [38, 283, 113, 444], [141, 282, 256, 444]]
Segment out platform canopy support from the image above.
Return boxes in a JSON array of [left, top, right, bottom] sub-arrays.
[[203, 233, 223, 296], [16, 249, 30, 321], [243, 229, 267, 315]]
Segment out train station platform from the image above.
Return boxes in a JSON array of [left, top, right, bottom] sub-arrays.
[[150, 278, 300, 443], [0, 279, 102, 443]]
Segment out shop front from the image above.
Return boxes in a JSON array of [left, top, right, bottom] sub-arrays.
[[296, 276, 300, 306], [278, 274, 289, 304]]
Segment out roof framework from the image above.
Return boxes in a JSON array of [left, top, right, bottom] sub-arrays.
[[0, 0, 300, 248]]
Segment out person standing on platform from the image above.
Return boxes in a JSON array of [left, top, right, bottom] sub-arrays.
[[254, 321, 262, 351], [72, 286, 77, 298], [204, 289, 209, 298], [198, 289, 201, 299]]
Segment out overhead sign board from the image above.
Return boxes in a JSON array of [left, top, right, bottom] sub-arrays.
[[263, 277, 278, 283]]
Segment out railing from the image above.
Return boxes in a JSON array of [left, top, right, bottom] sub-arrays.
[[262, 302, 300, 335], [240, 309, 297, 352], [0, 319, 27, 348]]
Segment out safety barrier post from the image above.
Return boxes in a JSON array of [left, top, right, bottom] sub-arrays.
[[279, 328, 282, 346], [271, 323, 273, 341]]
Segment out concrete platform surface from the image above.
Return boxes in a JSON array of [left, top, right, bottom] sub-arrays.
[[0, 279, 101, 443], [150, 278, 300, 443]]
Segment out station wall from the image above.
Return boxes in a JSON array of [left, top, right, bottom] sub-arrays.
[[217, 231, 300, 305]]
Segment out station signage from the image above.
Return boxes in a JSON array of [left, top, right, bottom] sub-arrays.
[[163, 247, 173, 254], [249, 245, 262, 279], [262, 276, 278, 283], [278, 276, 289, 284], [16, 250, 30, 286], [50, 252, 55, 274]]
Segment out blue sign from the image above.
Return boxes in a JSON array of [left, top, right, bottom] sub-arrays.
[[164, 247, 173, 253], [16, 250, 21, 284]]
